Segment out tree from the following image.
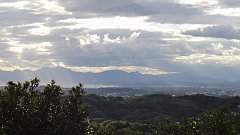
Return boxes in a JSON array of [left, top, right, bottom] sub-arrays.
[[156, 106, 240, 135], [0, 78, 90, 135]]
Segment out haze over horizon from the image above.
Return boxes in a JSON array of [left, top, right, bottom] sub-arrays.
[[0, 0, 240, 85]]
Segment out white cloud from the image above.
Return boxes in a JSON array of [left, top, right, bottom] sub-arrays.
[[207, 7, 240, 17], [28, 25, 52, 36], [104, 34, 122, 44], [50, 61, 175, 75], [212, 43, 224, 51], [58, 16, 209, 33], [175, 41, 240, 65], [129, 32, 141, 40], [74, 32, 141, 46], [77, 34, 101, 46], [175, 53, 240, 65]]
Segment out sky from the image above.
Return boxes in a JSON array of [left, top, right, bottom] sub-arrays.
[[0, 0, 240, 81]]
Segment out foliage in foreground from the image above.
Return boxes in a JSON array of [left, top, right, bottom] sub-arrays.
[[91, 120, 155, 135], [0, 78, 90, 135], [90, 106, 240, 135], [156, 106, 240, 135]]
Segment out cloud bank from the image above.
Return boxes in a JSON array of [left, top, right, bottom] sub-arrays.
[[0, 0, 240, 83]]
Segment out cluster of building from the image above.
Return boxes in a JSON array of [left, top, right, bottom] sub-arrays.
[[147, 87, 240, 97]]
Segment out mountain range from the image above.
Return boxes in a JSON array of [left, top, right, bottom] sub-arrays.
[[0, 67, 239, 87]]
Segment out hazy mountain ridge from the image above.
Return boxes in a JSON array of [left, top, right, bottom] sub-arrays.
[[0, 67, 238, 87]]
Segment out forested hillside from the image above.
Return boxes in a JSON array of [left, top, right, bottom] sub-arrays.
[[84, 94, 240, 121]]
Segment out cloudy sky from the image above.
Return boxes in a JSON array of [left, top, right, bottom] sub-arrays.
[[0, 0, 240, 81]]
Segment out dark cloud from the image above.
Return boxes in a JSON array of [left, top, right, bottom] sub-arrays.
[[57, 0, 240, 25], [182, 25, 240, 40], [218, 0, 240, 7], [0, 9, 44, 27], [58, 0, 202, 17]]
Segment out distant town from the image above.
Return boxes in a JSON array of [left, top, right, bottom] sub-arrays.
[[84, 87, 240, 97]]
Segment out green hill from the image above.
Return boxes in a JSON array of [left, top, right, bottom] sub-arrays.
[[84, 94, 240, 121]]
